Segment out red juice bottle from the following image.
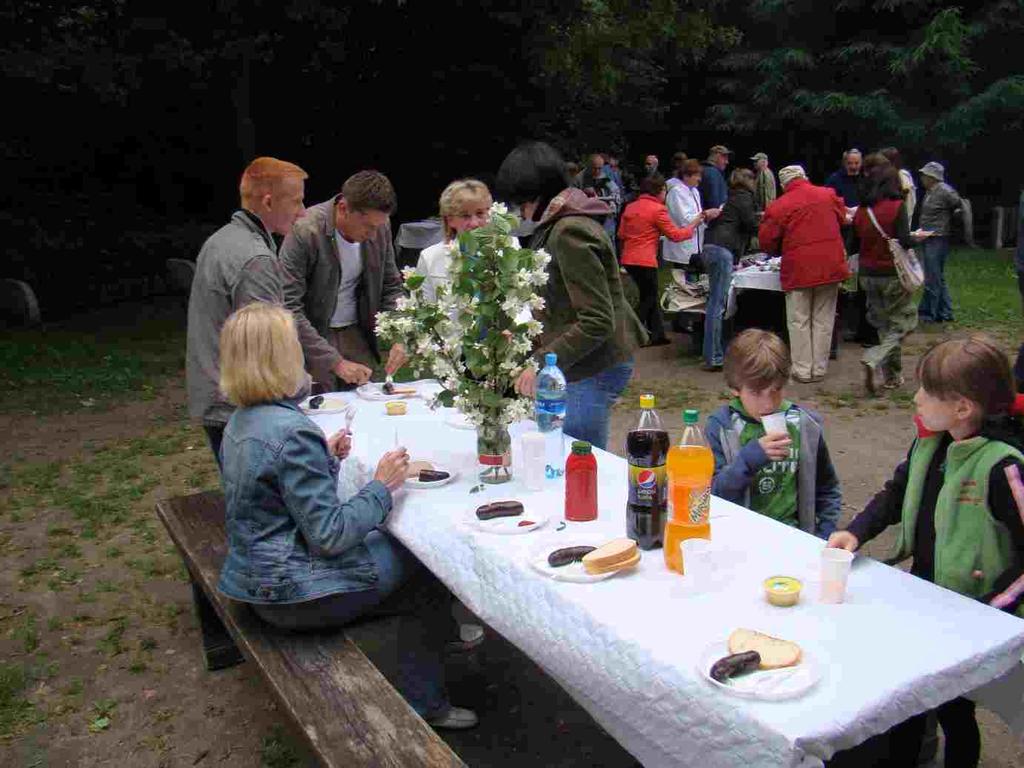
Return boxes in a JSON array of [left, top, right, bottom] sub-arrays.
[[565, 440, 598, 522]]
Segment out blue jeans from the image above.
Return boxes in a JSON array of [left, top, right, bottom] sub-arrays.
[[702, 244, 734, 366], [564, 361, 634, 450], [919, 236, 953, 321], [253, 530, 452, 719]]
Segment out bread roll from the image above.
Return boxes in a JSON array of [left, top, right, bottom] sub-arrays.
[[727, 628, 802, 670], [582, 538, 639, 574]]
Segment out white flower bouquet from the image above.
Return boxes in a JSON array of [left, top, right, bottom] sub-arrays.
[[376, 203, 550, 482]]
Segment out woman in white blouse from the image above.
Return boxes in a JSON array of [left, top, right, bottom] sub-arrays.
[[664, 159, 715, 267], [417, 179, 519, 302]]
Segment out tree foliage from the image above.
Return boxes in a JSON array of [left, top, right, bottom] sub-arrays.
[[705, 1, 1024, 152]]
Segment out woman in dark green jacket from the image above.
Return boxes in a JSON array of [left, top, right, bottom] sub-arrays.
[[496, 142, 646, 449]]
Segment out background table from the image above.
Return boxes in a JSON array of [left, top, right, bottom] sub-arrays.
[[310, 392, 1024, 767]]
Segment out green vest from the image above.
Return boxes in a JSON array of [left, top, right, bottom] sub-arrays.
[[897, 435, 1024, 618]]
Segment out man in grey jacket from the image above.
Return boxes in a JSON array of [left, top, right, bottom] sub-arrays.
[[916, 161, 963, 323], [186, 157, 308, 465], [280, 171, 407, 392]]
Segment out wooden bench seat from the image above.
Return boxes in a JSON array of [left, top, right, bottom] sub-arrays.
[[156, 491, 466, 767]]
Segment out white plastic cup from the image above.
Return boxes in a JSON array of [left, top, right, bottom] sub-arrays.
[[761, 412, 788, 436], [520, 432, 547, 492], [820, 548, 854, 603], [681, 538, 714, 590]]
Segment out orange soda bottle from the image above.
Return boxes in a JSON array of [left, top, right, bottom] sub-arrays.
[[663, 409, 714, 574]]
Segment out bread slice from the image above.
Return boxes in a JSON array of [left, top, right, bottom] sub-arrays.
[[406, 460, 433, 479], [727, 628, 802, 670], [583, 549, 641, 575], [582, 538, 639, 574]]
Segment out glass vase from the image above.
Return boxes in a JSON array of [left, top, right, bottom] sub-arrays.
[[477, 421, 512, 484]]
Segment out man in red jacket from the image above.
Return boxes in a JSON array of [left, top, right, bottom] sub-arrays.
[[759, 165, 849, 383]]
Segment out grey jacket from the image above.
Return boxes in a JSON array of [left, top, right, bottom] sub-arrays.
[[918, 182, 962, 237], [706, 403, 841, 538], [279, 198, 404, 374], [186, 210, 282, 425]]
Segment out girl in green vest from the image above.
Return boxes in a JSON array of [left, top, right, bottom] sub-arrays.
[[828, 334, 1024, 768]]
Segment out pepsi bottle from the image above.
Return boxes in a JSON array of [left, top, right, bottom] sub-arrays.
[[626, 394, 670, 549]]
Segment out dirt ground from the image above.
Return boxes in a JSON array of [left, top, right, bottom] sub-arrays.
[[1, 323, 1023, 767]]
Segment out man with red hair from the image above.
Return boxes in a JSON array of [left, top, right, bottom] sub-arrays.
[[187, 156, 308, 466]]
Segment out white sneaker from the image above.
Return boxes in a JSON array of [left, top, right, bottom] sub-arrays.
[[445, 623, 484, 653], [427, 706, 479, 730]]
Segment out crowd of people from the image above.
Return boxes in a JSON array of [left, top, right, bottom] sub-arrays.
[[590, 143, 965, 391], [181, 144, 1022, 765]]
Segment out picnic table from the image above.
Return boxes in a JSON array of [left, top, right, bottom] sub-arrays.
[[308, 385, 1024, 767]]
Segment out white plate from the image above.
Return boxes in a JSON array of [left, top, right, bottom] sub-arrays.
[[299, 395, 352, 415], [697, 639, 821, 700], [465, 503, 548, 535], [404, 465, 457, 489], [356, 382, 421, 401], [527, 539, 620, 583]]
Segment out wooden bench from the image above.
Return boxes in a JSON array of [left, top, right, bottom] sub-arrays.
[[156, 491, 466, 768]]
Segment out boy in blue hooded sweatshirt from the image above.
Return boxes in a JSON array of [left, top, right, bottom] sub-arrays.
[[705, 329, 841, 538]]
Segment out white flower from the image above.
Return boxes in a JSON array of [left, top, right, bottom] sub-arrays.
[[491, 201, 509, 216], [401, 266, 417, 282]]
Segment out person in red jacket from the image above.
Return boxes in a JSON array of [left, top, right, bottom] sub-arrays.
[[759, 165, 849, 383], [619, 174, 702, 345]]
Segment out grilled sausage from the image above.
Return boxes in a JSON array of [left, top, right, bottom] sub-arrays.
[[418, 470, 450, 482], [475, 500, 524, 520], [547, 546, 597, 568], [710, 651, 761, 682]]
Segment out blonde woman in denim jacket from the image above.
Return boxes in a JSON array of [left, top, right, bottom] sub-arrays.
[[215, 302, 478, 730]]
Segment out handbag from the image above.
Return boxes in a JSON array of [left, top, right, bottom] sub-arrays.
[[866, 206, 924, 292]]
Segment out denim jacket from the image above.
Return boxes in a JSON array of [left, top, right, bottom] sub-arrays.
[[217, 399, 392, 604]]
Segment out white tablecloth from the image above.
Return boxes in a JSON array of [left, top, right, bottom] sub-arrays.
[[732, 266, 782, 292], [309, 391, 1024, 767]]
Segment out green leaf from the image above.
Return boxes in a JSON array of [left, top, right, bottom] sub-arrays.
[[405, 274, 425, 290], [88, 716, 111, 733]]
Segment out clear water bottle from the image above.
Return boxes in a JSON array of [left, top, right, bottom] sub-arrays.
[[535, 352, 567, 478]]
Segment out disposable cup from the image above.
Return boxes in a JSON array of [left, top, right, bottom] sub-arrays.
[[681, 538, 714, 590], [820, 548, 854, 603], [761, 412, 788, 436], [520, 432, 546, 492]]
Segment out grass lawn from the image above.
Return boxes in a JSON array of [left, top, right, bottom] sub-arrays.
[[946, 248, 1020, 332]]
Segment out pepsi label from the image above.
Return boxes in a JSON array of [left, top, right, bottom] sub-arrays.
[[628, 463, 666, 507]]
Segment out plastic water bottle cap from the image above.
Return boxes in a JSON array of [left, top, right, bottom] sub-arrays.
[[640, 394, 655, 409], [683, 409, 699, 424], [571, 440, 592, 455], [545, 352, 557, 367]]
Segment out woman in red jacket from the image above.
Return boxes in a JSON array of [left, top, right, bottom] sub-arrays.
[[619, 174, 702, 345]]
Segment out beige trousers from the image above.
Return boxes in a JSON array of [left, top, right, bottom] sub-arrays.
[[785, 284, 839, 380]]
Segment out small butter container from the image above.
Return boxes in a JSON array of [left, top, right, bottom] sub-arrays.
[[763, 576, 802, 607], [385, 401, 407, 416]]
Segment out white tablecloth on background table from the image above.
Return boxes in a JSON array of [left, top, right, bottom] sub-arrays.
[[727, 266, 783, 319], [309, 390, 1024, 767]]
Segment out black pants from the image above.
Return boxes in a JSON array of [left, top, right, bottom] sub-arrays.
[[624, 264, 666, 342], [885, 697, 980, 768], [204, 424, 224, 471]]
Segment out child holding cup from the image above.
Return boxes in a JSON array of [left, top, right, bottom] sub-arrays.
[[828, 334, 1024, 766], [705, 329, 842, 538]]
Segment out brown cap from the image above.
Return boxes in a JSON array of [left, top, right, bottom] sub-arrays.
[[709, 145, 732, 156]]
